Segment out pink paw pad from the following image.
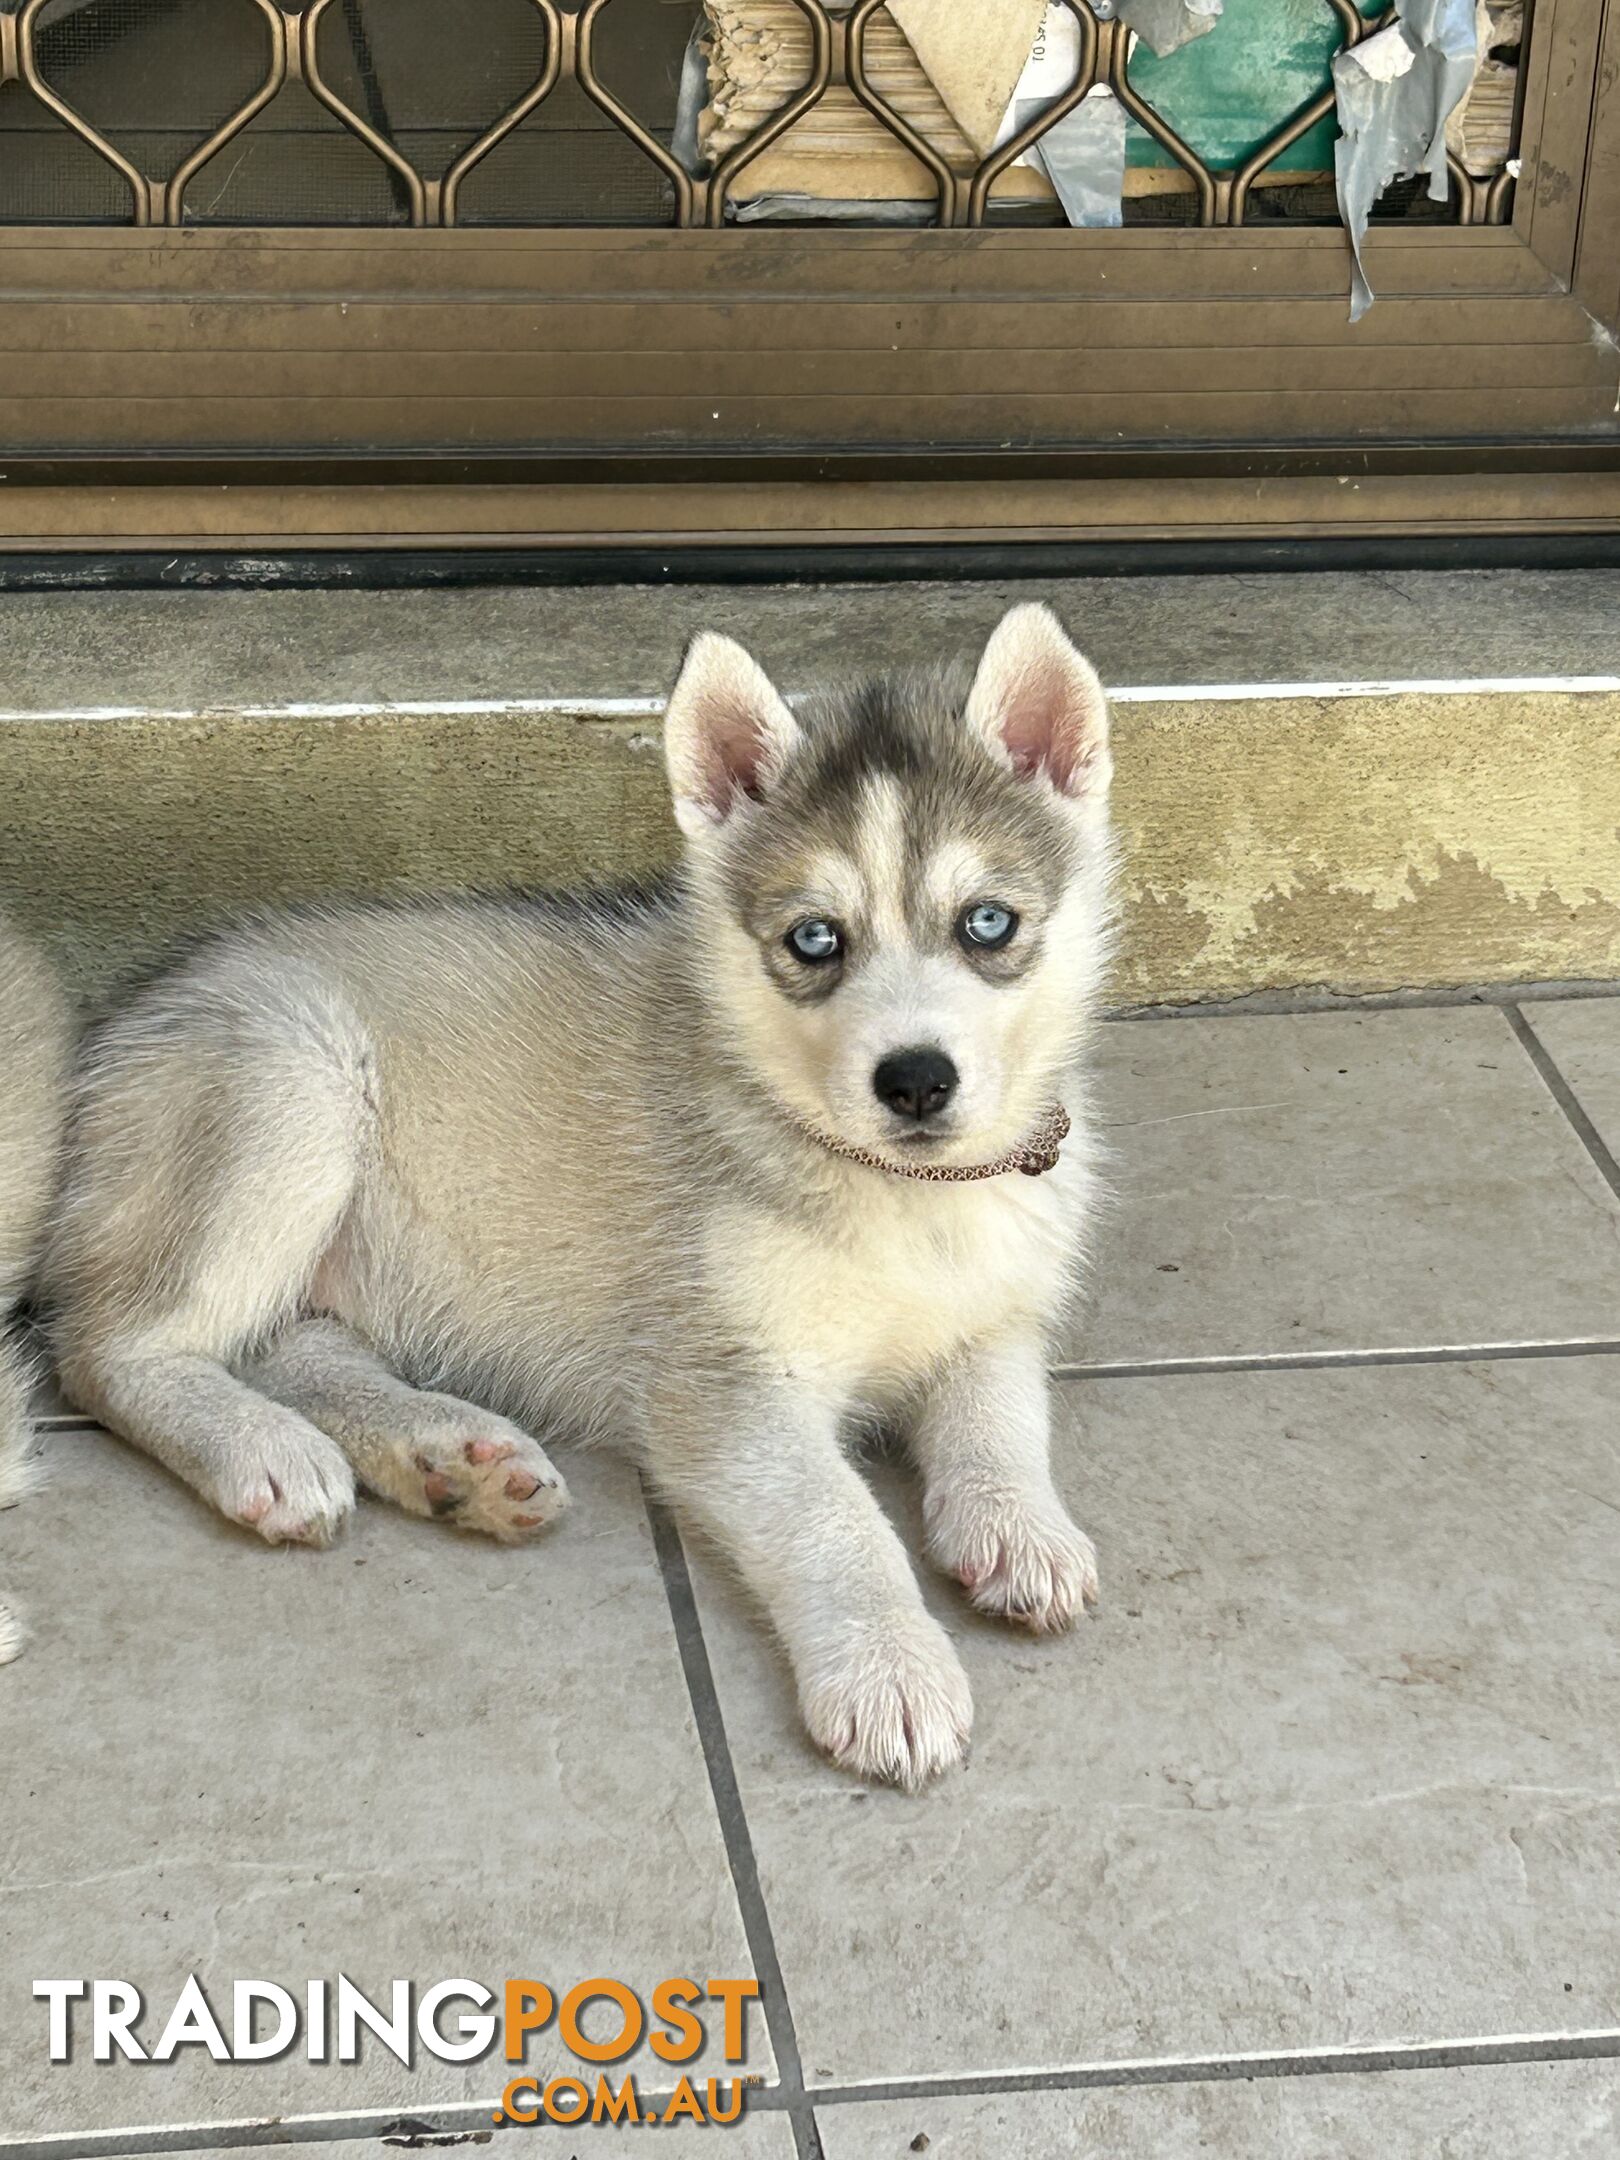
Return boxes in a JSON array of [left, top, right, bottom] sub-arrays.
[[414, 1456, 463, 1516], [464, 1437, 514, 1465]]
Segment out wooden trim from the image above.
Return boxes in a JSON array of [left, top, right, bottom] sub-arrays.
[[4, 472, 1617, 550], [1572, 0, 1620, 330], [0, 226, 1573, 304], [8, 441, 1616, 486], [5, 397, 1613, 452], [0, 292, 1586, 353], [1, 225, 1615, 473], [1517, 0, 1608, 280], [0, 220, 1547, 287], [5, 347, 1607, 402]]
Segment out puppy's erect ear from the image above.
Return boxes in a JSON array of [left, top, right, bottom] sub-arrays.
[[964, 603, 1111, 799], [663, 632, 802, 841]]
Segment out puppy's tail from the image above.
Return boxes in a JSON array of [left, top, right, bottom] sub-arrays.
[[0, 917, 75, 1666]]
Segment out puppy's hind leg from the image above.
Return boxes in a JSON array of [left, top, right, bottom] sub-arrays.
[[247, 1319, 568, 1544], [46, 957, 368, 1547]]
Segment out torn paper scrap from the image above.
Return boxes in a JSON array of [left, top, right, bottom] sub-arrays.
[[990, 1, 1084, 166], [1017, 87, 1127, 227], [1446, 0, 1522, 175], [1350, 20, 1418, 79], [695, 0, 1056, 209], [1334, 0, 1478, 321], [890, 0, 1048, 157], [1117, 0, 1222, 60], [692, 0, 1231, 221], [987, 2, 1189, 224]]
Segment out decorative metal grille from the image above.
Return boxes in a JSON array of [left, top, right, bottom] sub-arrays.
[[0, 0, 1518, 228]]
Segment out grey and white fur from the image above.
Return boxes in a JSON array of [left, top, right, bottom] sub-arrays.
[[0, 917, 73, 1664], [41, 603, 1117, 1784]]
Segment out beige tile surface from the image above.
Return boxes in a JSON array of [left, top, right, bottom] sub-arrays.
[[687, 1359, 1620, 2085], [0, 1429, 771, 2140], [1075, 1008, 1620, 1363], [1525, 1000, 1620, 1161], [816, 2061, 1620, 2158]]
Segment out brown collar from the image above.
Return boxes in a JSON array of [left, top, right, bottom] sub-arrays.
[[801, 1102, 1071, 1183]]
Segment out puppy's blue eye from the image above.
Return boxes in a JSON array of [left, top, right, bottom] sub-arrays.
[[959, 902, 1018, 951], [787, 918, 842, 964]]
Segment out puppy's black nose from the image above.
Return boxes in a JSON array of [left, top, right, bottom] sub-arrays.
[[873, 1046, 958, 1123]]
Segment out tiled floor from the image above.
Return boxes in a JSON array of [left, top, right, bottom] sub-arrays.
[[5, 995, 1619, 2158]]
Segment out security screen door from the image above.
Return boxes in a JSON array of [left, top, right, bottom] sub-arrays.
[[0, 0, 1615, 555]]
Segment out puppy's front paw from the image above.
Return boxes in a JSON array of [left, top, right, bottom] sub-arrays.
[[218, 1424, 357, 1549], [800, 1616, 973, 1790], [928, 1486, 1098, 1632]]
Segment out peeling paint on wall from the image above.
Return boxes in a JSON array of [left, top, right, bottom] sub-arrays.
[[1110, 689, 1620, 1001]]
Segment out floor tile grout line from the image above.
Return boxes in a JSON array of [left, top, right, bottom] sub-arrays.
[[1051, 1339, 1620, 1382], [0, 2115, 594, 2160], [11, 2033, 1615, 2159], [798, 2029, 1620, 2110], [643, 1487, 826, 2160], [0, 2070, 809, 2160], [33, 1334, 1620, 1437], [1106, 979, 1620, 1023], [1504, 1004, 1620, 1207], [0, 2081, 801, 2160]]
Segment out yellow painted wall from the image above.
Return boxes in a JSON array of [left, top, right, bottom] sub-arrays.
[[3, 687, 1616, 1008]]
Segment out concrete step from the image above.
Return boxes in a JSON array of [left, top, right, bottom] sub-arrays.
[[1, 568, 1616, 1008]]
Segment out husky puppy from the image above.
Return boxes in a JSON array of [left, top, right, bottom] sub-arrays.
[[1, 918, 72, 1663], [44, 604, 1116, 1785]]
